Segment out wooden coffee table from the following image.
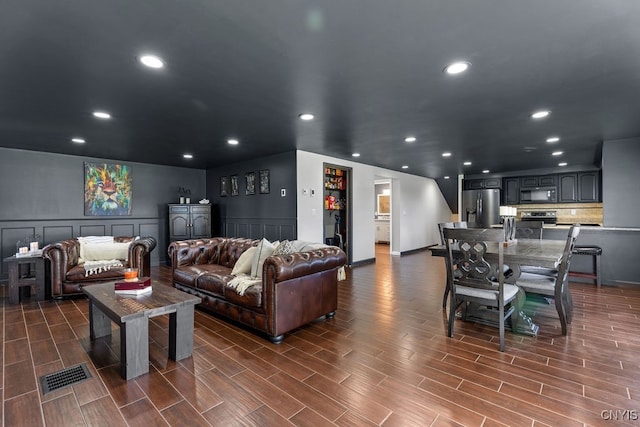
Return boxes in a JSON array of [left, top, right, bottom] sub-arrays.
[[83, 281, 201, 380]]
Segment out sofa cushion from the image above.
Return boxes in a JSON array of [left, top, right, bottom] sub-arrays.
[[224, 284, 263, 309], [66, 264, 126, 282], [196, 271, 234, 298], [231, 247, 257, 276], [250, 238, 276, 278]]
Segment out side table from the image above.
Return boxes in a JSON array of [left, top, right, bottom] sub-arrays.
[[3, 255, 47, 304]]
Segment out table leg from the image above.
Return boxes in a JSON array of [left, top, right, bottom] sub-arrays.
[[35, 259, 45, 301], [7, 263, 19, 304], [89, 301, 112, 339], [169, 306, 195, 361], [121, 317, 149, 380]]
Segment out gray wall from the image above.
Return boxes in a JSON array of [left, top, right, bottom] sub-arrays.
[[0, 148, 206, 276], [205, 151, 297, 241], [602, 137, 640, 227]]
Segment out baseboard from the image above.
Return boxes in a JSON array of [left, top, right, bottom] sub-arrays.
[[399, 246, 433, 256], [351, 257, 375, 267]]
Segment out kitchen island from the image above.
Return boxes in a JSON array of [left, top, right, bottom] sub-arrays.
[[540, 225, 639, 286]]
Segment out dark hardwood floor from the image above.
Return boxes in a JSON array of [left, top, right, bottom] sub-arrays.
[[3, 246, 640, 426]]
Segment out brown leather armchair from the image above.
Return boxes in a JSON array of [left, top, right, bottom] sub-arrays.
[[43, 236, 157, 298]]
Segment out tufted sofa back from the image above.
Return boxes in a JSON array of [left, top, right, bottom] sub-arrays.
[[169, 237, 259, 270]]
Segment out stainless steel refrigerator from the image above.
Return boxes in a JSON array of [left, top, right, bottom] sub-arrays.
[[462, 189, 501, 228]]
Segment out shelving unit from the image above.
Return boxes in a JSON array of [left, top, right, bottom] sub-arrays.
[[323, 165, 349, 257]]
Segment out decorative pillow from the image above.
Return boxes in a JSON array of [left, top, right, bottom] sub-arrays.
[[79, 241, 131, 261], [272, 240, 297, 256], [250, 238, 277, 279], [231, 247, 257, 276]]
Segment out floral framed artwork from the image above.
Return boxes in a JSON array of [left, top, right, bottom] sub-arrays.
[[259, 169, 270, 194], [84, 162, 132, 216], [220, 176, 229, 197], [230, 175, 239, 196], [245, 171, 256, 195]]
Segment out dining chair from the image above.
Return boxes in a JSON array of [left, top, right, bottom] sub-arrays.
[[443, 228, 519, 351], [514, 220, 557, 276], [515, 220, 544, 239], [514, 224, 580, 335], [438, 221, 465, 308]]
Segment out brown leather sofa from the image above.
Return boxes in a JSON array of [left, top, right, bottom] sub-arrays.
[[168, 237, 347, 343], [43, 236, 157, 298]]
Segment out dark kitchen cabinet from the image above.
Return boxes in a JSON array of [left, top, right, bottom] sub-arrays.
[[169, 204, 211, 241], [557, 171, 600, 203], [503, 178, 520, 204], [558, 173, 578, 202], [578, 171, 600, 202], [520, 175, 556, 188], [463, 178, 502, 190]]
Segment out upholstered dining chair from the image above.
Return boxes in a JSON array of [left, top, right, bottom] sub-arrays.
[[443, 228, 519, 352], [514, 224, 580, 335]]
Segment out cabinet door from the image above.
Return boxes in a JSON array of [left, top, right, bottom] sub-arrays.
[[169, 205, 190, 240], [504, 178, 519, 204], [578, 172, 600, 202], [190, 206, 211, 238], [465, 179, 484, 190], [539, 175, 557, 186], [558, 174, 578, 202], [520, 177, 539, 187], [484, 178, 502, 189]]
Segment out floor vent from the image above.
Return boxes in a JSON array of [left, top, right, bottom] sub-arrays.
[[40, 363, 92, 395]]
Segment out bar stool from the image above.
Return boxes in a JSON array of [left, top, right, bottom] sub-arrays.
[[569, 246, 602, 288]]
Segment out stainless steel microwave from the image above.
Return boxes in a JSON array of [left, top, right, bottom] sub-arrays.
[[520, 186, 557, 203]]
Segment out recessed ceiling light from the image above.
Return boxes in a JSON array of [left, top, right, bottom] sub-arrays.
[[183, 154, 193, 159], [139, 55, 164, 69], [442, 152, 452, 157], [444, 61, 471, 75], [531, 110, 550, 119], [93, 111, 111, 119], [463, 161, 472, 166], [482, 169, 490, 174], [352, 153, 360, 157], [299, 113, 314, 121], [444, 176, 450, 180], [552, 151, 563, 156], [227, 139, 239, 145], [404, 136, 416, 143], [71, 138, 85, 144], [524, 146, 537, 152], [401, 165, 409, 169], [546, 136, 560, 143], [558, 162, 568, 166]]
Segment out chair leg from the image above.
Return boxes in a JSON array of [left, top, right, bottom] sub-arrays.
[[442, 285, 450, 309], [448, 295, 456, 338], [563, 287, 574, 324], [595, 253, 601, 288], [554, 295, 568, 335], [499, 307, 505, 352]]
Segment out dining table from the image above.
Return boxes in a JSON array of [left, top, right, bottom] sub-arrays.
[[429, 238, 567, 336]]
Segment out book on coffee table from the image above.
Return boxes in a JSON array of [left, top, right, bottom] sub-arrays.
[[115, 277, 152, 295]]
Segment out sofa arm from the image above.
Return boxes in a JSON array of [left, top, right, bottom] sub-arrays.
[[263, 247, 347, 284], [128, 237, 157, 276], [42, 239, 81, 297]]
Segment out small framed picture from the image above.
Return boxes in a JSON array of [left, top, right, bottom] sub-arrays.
[[259, 169, 270, 194], [245, 172, 256, 195], [230, 175, 239, 196], [220, 176, 229, 197]]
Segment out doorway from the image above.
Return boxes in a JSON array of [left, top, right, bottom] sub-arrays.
[[374, 180, 391, 258], [323, 163, 352, 263]]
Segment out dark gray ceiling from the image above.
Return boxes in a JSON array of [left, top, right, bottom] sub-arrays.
[[2, 1, 639, 178]]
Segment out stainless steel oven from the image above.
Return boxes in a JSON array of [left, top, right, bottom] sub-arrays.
[[520, 210, 557, 224]]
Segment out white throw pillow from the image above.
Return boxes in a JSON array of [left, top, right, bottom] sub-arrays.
[[250, 238, 276, 279], [231, 247, 257, 276], [272, 240, 297, 256], [79, 241, 130, 261]]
